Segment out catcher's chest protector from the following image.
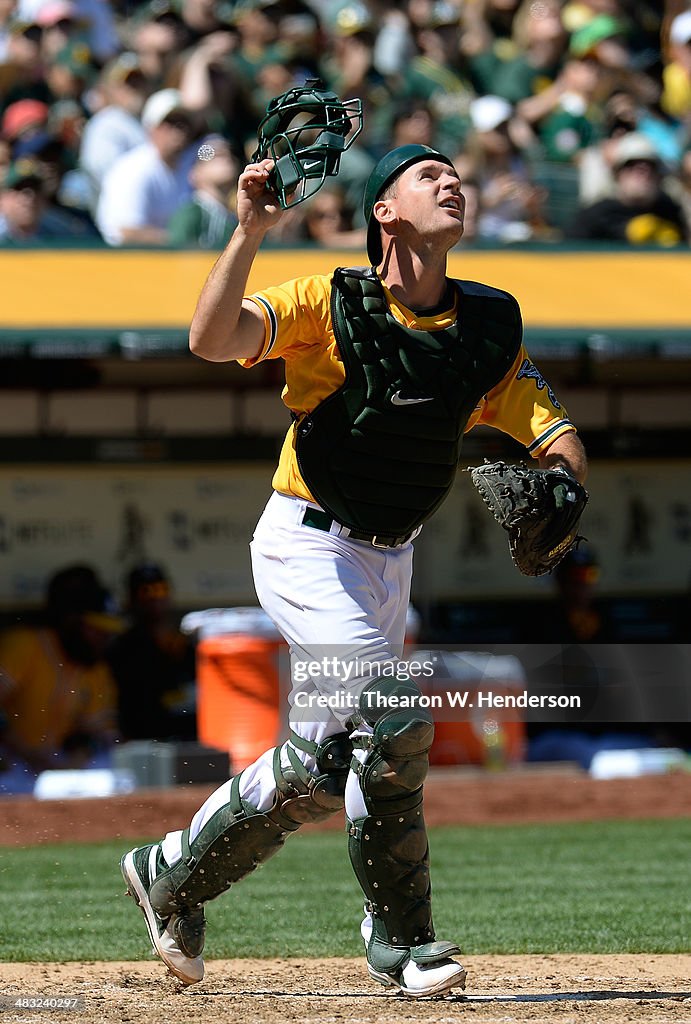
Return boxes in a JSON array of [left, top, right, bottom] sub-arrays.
[[295, 267, 523, 536]]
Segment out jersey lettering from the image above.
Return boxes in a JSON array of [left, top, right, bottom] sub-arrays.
[[516, 358, 561, 409]]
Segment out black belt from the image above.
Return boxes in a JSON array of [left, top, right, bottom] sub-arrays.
[[301, 507, 415, 548]]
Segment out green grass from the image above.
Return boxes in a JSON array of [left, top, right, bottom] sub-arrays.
[[1, 819, 689, 962]]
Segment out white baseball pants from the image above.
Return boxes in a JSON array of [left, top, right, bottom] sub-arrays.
[[161, 491, 414, 865]]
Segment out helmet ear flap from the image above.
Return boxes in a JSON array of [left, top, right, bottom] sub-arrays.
[[252, 78, 363, 209]]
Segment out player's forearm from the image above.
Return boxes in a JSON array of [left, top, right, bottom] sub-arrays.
[[189, 226, 265, 362], [539, 431, 587, 483]]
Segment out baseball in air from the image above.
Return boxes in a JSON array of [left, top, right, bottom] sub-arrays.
[[197, 144, 216, 161]]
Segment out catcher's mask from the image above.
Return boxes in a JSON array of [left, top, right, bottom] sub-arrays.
[[251, 78, 363, 209], [363, 144, 455, 265]]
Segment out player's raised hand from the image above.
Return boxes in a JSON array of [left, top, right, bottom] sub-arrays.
[[237, 159, 283, 236]]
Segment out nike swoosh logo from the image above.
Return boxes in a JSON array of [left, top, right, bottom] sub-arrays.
[[391, 391, 434, 406]]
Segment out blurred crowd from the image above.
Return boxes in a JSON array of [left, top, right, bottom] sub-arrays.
[[1, 0, 690, 246]]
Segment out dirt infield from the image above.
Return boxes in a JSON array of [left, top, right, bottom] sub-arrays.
[[1, 766, 690, 846], [2, 769, 690, 1023], [2, 956, 691, 1024]]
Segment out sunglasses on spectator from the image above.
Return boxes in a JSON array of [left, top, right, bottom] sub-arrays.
[[20, 25, 43, 43], [163, 116, 193, 131], [618, 158, 657, 171]]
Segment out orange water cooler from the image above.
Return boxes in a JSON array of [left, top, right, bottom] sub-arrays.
[[418, 651, 527, 768], [182, 608, 285, 772]]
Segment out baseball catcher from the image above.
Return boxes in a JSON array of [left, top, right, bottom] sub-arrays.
[[469, 462, 589, 576], [120, 80, 588, 1001]]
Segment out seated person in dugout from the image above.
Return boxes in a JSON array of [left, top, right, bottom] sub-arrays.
[[0, 564, 121, 794], [108, 562, 197, 742], [120, 83, 587, 999]]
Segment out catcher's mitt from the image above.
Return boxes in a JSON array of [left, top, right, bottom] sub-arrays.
[[468, 461, 589, 576]]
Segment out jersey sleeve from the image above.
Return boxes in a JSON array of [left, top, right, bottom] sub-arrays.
[[468, 344, 576, 456], [238, 274, 332, 367]]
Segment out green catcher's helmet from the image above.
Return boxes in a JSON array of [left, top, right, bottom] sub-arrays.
[[252, 78, 363, 209], [363, 144, 455, 265]]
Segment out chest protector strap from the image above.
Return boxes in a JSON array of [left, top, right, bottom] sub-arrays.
[[295, 267, 522, 537]]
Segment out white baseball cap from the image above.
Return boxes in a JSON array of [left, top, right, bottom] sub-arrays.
[[141, 88, 186, 130], [612, 132, 661, 170], [670, 10, 691, 45], [470, 95, 513, 133]]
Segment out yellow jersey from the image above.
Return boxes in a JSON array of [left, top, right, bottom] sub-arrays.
[[0, 627, 117, 756], [662, 62, 691, 119], [241, 272, 575, 502]]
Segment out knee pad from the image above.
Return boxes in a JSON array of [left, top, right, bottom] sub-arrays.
[[353, 676, 434, 812], [149, 731, 352, 915], [276, 730, 352, 824]]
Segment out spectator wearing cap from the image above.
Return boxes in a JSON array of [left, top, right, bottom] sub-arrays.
[[168, 133, 239, 247], [577, 88, 639, 204], [466, 94, 549, 241], [10, 130, 100, 236], [1, 97, 49, 142], [0, 156, 97, 239], [0, 159, 44, 235], [33, 0, 88, 63], [567, 12, 660, 108], [662, 10, 691, 121], [569, 14, 630, 71], [15, 0, 119, 62], [0, 19, 52, 113], [44, 38, 96, 104], [569, 132, 688, 245], [96, 87, 196, 246], [0, 564, 121, 793], [79, 53, 150, 211], [578, 90, 683, 206], [107, 562, 196, 743]]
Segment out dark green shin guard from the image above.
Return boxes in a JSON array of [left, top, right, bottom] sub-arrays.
[[150, 732, 352, 916], [348, 793, 435, 955], [347, 676, 437, 962]]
